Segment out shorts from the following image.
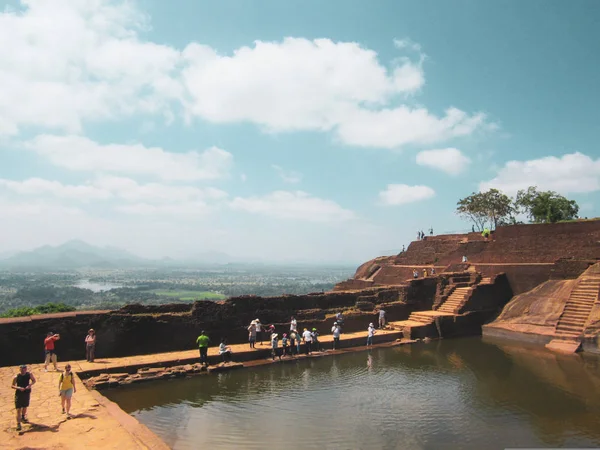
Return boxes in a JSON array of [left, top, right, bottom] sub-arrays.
[[15, 391, 30, 409], [249, 336, 256, 342], [60, 388, 74, 399]]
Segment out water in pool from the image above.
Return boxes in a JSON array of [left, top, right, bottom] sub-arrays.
[[105, 337, 600, 449]]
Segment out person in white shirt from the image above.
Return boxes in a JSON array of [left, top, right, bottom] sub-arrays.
[[302, 328, 313, 355], [367, 323, 376, 346], [331, 323, 341, 350], [378, 309, 386, 329], [290, 316, 297, 333], [219, 338, 232, 363]]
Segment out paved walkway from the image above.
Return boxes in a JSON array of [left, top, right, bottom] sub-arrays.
[[1, 326, 400, 449]]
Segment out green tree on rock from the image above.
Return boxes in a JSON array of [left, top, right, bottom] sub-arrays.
[[456, 189, 514, 231], [515, 187, 579, 223]]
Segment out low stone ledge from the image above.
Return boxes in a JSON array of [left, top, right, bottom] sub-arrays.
[[85, 363, 209, 390]]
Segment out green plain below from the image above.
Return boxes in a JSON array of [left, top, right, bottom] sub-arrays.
[[149, 290, 227, 301]]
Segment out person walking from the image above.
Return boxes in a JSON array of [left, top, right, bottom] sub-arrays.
[[44, 332, 60, 372], [423, 268, 428, 278], [367, 323, 376, 346], [12, 364, 36, 431], [85, 329, 96, 362], [378, 308, 386, 329], [302, 328, 313, 355], [248, 321, 257, 349], [331, 323, 341, 350], [196, 330, 210, 367], [58, 364, 76, 418], [255, 319, 263, 345], [219, 338, 232, 363]]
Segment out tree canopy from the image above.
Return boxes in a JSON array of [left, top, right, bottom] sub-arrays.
[[456, 189, 514, 231], [515, 187, 579, 223], [456, 186, 579, 230]]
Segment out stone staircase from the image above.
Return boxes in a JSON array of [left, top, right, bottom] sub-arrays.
[[554, 277, 600, 340], [479, 277, 492, 284], [437, 287, 472, 314]]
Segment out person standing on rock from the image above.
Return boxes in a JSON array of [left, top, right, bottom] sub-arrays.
[[44, 332, 60, 372], [196, 331, 210, 366], [290, 316, 297, 333], [12, 364, 36, 431], [248, 321, 257, 349], [255, 319, 263, 345], [58, 364, 76, 418], [378, 308, 386, 329], [331, 323, 341, 350], [302, 328, 313, 355], [271, 333, 281, 360], [282, 333, 290, 357], [85, 329, 96, 362], [367, 323, 376, 346]]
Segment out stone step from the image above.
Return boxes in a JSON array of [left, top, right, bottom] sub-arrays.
[[557, 319, 585, 326], [564, 305, 593, 311], [561, 313, 590, 320], [565, 301, 594, 307], [556, 325, 584, 333]]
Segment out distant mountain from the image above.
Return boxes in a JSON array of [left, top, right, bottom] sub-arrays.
[[0, 240, 148, 269]]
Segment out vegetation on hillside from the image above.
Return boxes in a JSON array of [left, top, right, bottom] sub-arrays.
[[0, 302, 76, 318], [457, 186, 579, 230]]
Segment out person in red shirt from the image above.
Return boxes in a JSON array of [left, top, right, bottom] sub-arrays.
[[44, 332, 60, 372]]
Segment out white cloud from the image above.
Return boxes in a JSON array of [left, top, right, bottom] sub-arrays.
[[415, 148, 471, 175], [272, 165, 302, 184], [229, 191, 355, 222], [0, 0, 183, 136], [393, 38, 422, 53], [479, 152, 600, 195], [181, 38, 490, 148], [0, 177, 110, 201], [25, 135, 233, 181], [116, 202, 211, 216], [378, 184, 435, 206], [0, 176, 228, 210], [336, 107, 487, 149]]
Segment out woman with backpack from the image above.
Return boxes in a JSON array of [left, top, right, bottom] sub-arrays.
[[58, 364, 76, 418]]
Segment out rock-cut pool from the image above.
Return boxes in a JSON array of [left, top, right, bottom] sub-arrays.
[[105, 337, 600, 449]]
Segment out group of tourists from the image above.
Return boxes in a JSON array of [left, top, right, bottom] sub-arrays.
[[412, 267, 436, 278], [196, 308, 390, 366], [417, 228, 434, 240]]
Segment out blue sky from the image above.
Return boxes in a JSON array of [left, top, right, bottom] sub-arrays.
[[0, 0, 599, 263]]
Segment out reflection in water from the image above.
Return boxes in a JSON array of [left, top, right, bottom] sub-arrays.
[[106, 338, 600, 450]]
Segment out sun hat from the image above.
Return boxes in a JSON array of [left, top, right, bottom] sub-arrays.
[[369, 323, 374, 327], [19, 364, 27, 369], [283, 333, 287, 337]]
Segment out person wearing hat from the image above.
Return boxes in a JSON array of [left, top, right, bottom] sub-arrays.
[[85, 329, 96, 362], [271, 332, 281, 360], [311, 328, 322, 352], [12, 364, 36, 431], [367, 323, 376, 346], [281, 333, 290, 357], [247, 320, 257, 349], [331, 322, 341, 350]]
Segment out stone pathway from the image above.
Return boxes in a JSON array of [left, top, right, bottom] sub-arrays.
[[1, 326, 401, 449]]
